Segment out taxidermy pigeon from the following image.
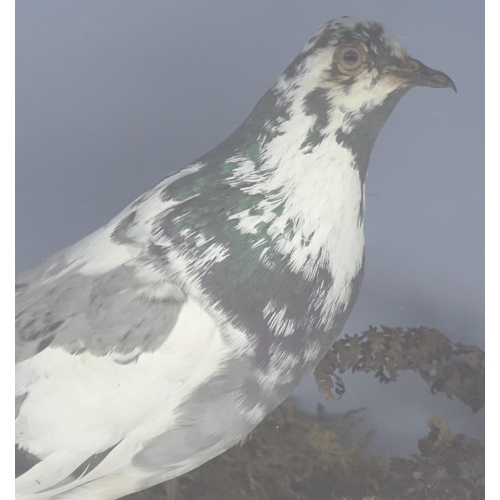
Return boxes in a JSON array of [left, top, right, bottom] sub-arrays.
[[15, 17, 455, 500]]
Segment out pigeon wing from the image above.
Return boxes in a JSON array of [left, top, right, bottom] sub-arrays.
[[15, 166, 236, 498]]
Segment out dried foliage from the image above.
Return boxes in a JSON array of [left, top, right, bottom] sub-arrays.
[[387, 416, 484, 500], [314, 326, 484, 412]]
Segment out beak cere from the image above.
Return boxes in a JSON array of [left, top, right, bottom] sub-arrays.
[[392, 57, 457, 92]]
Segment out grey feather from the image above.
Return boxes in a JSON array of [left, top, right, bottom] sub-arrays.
[[16, 250, 185, 363]]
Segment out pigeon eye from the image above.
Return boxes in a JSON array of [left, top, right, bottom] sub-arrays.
[[337, 46, 365, 75]]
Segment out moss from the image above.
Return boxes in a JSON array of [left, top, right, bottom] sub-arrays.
[[127, 401, 483, 500]]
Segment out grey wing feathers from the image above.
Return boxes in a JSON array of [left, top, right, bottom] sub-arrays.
[[15, 166, 206, 364], [16, 248, 186, 364]]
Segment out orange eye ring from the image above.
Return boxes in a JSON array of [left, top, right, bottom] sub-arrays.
[[336, 45, 365, 75]]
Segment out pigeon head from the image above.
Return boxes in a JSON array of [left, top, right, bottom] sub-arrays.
[[230, 17, 456, 182], [285, 17, 455, 102]]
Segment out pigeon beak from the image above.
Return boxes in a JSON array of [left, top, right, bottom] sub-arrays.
[[389, 57, 457, 92]]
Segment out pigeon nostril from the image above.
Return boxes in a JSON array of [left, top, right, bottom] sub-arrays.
[[403, 59, 420, 72]]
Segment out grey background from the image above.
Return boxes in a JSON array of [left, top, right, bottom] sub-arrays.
[[16, 1, 484, 457]]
